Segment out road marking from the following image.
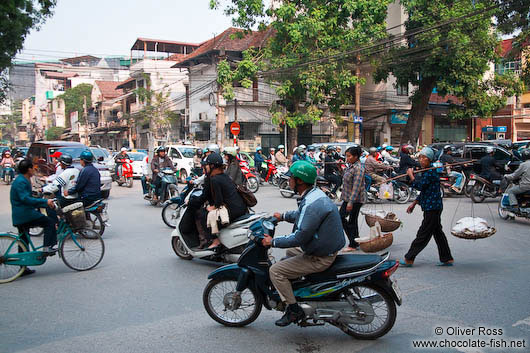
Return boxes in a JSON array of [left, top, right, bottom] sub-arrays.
[[513, 316, 530, 328]]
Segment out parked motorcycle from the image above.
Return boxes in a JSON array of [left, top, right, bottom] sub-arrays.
[[203, 216, 401, 339], [2, 163, 15, 185], [240, 160, 259, 193], [170, 186, 266, 262], [146, 168, 179, 206], [498, 179, 530, 220], [114, 159, 134, 188], [468, 173, 503, 203]]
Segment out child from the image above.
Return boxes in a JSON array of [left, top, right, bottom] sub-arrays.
[[400, 147, 454, 267], [0, 151, 15, 179]]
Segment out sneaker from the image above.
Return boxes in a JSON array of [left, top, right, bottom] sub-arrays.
[[21, 268, 36, 277], [275, 303, 305, 327], [42, 246, 58, 256]]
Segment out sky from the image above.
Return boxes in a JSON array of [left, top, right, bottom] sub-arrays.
[[18, 0, 235, 61]]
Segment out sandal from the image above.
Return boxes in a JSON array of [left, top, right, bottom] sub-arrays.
[[399, 260, 414, 267], [437, 261, 454, 267]]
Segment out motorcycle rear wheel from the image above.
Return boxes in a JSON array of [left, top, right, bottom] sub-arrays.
[[86, 212, 105, 236], [470, 183, 486, 203], [203, 278, 263, 327], [279, 179, 294, 198], [172, 237, 192, 260], [126, 177, 133, 188], [338, 284, 397, 340]]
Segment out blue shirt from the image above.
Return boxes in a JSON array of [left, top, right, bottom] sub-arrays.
[[10, 175, 49, 226], [69, 164, 101, 200], [412, 168, 443, 211]]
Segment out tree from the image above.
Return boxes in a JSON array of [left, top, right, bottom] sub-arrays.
[[0, 0, 57, 104], [0, 100, 22, 144], [373, 0, 523, 144], [134, 74, 180, 149], [57, 83, 93, 125], [212, 0, 392, 147], [45, 126, 63, 140]]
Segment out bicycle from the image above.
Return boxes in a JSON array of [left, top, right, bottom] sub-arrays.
[[0, 201, 105, 283]]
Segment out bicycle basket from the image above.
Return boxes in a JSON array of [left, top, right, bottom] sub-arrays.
[[61, 202, 87, 229]]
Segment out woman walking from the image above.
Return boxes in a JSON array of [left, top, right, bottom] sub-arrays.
[[400, 147, 454, 267], [339, 146, 366, 252]]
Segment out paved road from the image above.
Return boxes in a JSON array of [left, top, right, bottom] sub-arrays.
[[1, 182, 529, 353]]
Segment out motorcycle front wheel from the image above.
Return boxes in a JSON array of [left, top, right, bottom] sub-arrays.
[[279, 179, 294, 198], [203, 279, 263, 327], [393, 183, 411, 204], [162, 203, 180, 228], [172, 237, 192, 260], [247, 177, 259, 193], [470, 183, 486, 203], [126, 177, 133, 188], [338, 284, 397, 340]]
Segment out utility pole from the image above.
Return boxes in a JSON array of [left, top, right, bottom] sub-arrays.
[[215, 74, 225, 148], [355, 54, 361, 145], [83, 95, 89, 144], [234, 98, 238, 147]]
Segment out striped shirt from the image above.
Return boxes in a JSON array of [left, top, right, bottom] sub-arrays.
[[341, 161, 366, 204]]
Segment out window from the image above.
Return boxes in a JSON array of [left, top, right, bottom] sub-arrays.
[[169, 148, 181, 159], [494, 148, 510, 162], [496, 60, 521, 75], [177, 147, 198, 158], [396, 83, 408, 96]]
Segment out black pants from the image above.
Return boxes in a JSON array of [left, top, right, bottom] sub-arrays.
[[405, 210, 453, 263], [17, 215, 57, 248], [325, 174, 342, 194], [339, 202, 362, 248]]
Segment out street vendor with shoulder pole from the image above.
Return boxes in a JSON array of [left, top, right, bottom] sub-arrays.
[[400, 147, 454, 267]]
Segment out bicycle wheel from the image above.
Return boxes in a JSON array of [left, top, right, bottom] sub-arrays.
[[60, 229, 105, 271], [0, 235, 27, 283], [86, 212, 105, 236]]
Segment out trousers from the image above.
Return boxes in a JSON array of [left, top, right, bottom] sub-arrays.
[[339, 201, 362, 248], [269, 248, 337, 305], [325, 173, 342, 193], [405, 210, 453, 263], [17, 214, 57, 248], [507, 184, 530, 206]]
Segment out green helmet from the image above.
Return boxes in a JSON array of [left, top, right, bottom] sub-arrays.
[[80, 150, 94, 162], [288, 160, 317, 184]]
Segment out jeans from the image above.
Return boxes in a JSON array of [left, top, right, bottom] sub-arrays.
[[17, 214, 58, 248], [507, 184, 530, 206], [325, 173, 342, 194], [449, 171, 463, 188], [141, 175, 149, 194], [339, 202, 362, 248], [405, 210, 453, 263]]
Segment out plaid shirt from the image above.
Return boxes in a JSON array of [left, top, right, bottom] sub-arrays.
[[341, 161, 366, 204]]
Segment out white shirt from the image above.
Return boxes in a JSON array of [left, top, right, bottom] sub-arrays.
[[46, 163, 64, 183], [43, 167, 80, 199]]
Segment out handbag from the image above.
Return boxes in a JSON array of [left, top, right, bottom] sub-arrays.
[[235, 183, 257, 207]]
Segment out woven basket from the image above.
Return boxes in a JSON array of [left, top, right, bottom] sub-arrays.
[[360, 233, 394, 253], [451, 227, 496, 240], [364, 214, 401, 232]]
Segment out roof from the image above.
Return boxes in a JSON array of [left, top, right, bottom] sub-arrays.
[[31, 141, 86, 147], [166, 53, 188, 62], [60, 55, 100, 65], [43, 72, 78, 79], [173, 27, 275, 67], [131, 37, 200, 54], [95, 80, 124, 99], [116, 77, 136, 90]]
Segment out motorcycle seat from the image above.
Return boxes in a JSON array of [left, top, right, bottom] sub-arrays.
[[85, 199, 103, 209], [226, 213, 266, 229], [305, 254, 383, 281]]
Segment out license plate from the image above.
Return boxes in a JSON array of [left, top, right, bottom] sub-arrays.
[[468, 180, 475, 186], [391, 278, 402, 302]]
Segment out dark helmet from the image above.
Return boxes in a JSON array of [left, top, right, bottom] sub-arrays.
[[520, 148, 530, 161], [326, 145, 336, 152], [80, 150, 94, 162], [196, 149, 203, 156], [59, 153, 73, 166], [156, 146, 167, 154], [443, 145, 453, 152], [205, 152, 224, 167]]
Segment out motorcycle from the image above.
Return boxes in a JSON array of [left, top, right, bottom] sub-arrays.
[[202, 216, 401, 339], [239, 160, 259, 193], [316, 175, 341, 200], [365, 172, 411, 204], [278, 172, 294, 198], [2, 163, 15, 185], [262, 159, 281, 186], [170, 186, 266, 262], [498, 179, 530, 220], [146, 168, 179, 206], [468, 173, 503, 203], [84, 199, 109, 236], [161, 178, 198, 228], [114, 159, 134, 188]]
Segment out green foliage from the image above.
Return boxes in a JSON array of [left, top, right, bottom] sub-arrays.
[[45, 126, 64, 140], [373, 0, 523, 142], [57, 83, 93, 124], [0, 0, 56, 104], [0, 100, 22, 144], [214, 0, 391, 128]]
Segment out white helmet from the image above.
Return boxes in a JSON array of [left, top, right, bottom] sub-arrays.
[[277, 145, 285, 149], [382, 143, 388, 149], [120, 147, 127, 152], [486, 146, 494, 154]]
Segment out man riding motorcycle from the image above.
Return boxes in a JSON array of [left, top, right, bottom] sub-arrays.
[[150, 146, 175, 201], [262, 161, 345, 327], [324, 146, 342, 194], [439, 145, 464, 192], [274, 145, 288, 167], [43, 154, 79, 207], [504, 149, 530, 209], [365, 147, 393, 185], [114, 147, 130, 179], [292, 145, 308, 163], [65, 150, 101, 206], [381, 146, 399, 164], [479, 147, 502, 182], [398, 144, 420, 174]]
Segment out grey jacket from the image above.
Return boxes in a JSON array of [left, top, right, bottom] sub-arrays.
[[273, 187, 345, 256], [506, 160, 530, 189]]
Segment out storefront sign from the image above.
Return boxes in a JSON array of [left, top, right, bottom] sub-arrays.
[[391, 110, 409, 124], [481, 126, 507, 133], [347, 112, 363, 123]]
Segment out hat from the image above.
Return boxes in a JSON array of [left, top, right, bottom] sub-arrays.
[[419, 147, 435, 161], [50, 151, 62, 158]]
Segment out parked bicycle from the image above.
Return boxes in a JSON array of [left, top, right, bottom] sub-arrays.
[[0, 201, 105, 283]]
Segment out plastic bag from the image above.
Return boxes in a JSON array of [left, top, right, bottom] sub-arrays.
[[379, 183, 393, 199]]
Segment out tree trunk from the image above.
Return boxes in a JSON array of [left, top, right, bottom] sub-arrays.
[[400, 77, 437, 145], [287, 125, 298, 159]]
